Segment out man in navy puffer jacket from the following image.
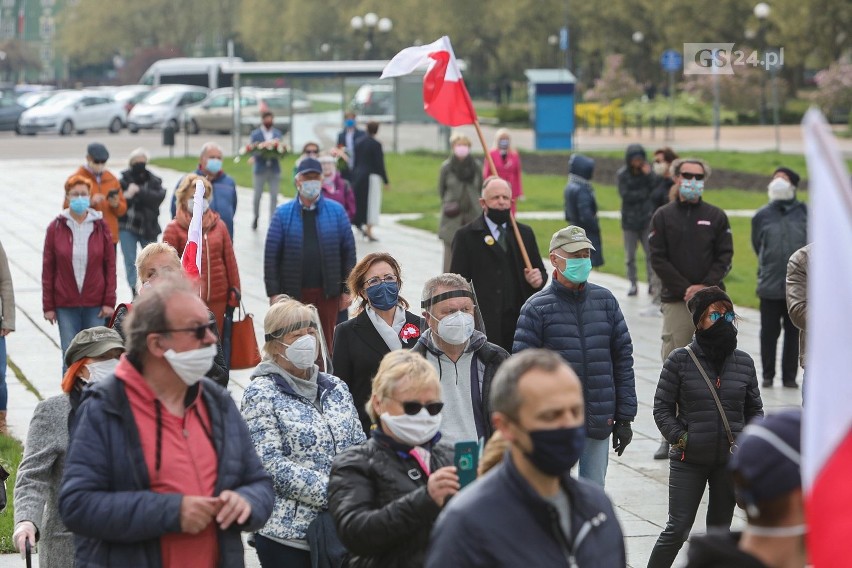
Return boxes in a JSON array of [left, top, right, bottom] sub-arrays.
[[513, 226, 637, 487]]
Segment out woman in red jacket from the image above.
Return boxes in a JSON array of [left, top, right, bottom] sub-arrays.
[[482, 128, 523, 214], [162, 174, 241, 335], [42, 174, 117, 371]]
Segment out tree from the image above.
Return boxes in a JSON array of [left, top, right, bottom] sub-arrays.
[[0, 40, 41, 82], [583, 54, 643, 103]]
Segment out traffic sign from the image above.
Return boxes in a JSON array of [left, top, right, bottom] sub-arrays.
[[559, 27, 569, 52], [660, 49, 682, 72]]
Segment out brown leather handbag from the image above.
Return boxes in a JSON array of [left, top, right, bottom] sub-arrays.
[[227, 289, 261, 370]]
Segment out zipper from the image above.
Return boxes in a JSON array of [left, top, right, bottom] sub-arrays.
[[204, 233, 211, 302], [567, 512, 608, 567]]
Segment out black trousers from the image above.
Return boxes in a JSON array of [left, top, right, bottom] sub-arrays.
[[255, 534, 312, 568], [647, 460, 735, 568], [759, 297, 800, 384]]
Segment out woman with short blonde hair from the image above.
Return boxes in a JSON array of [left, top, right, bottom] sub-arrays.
[[483, 127, 524, 213]]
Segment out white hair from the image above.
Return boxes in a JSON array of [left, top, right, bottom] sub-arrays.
[[128, 147, 150, 164], [199, 142, 223, 159]]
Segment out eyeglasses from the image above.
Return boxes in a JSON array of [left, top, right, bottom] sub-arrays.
[[709, 311, 736, 323], [680, 172, 705, 181], [394, 400, 444, 416], [153, 321, 218, 340], [305, 150, 319, 155], [365, 274, 398, 288]]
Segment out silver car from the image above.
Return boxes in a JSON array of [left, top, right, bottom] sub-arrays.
[[184, 87, 310, 134], [127, 85, 209, 133], [17, 90, 127, 136]]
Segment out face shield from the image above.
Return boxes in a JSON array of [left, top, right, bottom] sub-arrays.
[[264, 308, 332, 374], [419, 283, 487, 345]]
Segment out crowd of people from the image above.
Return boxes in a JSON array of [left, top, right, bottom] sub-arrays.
[[1, 116, 811, 568]]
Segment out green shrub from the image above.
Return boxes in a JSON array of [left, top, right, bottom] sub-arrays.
[[496, 106, 530, 125]]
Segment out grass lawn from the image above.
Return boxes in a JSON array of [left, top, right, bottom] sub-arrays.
[[0, 434, 24, 553]]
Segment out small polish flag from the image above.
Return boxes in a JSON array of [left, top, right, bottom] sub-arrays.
[[381, 36, 476, 127], [181, 180, 204, 280]]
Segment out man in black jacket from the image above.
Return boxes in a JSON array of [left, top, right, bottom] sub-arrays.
[[426, 349, 626, 567], [450, 177, 546, 351], [617, 143, 659, 296], [649, 157, 733, 459]]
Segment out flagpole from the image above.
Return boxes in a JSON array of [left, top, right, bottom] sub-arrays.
[[470, 119, 533, 270]]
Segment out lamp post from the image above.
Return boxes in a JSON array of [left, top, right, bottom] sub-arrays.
[[548, 34, 558, 67], [350, 12, 392, 59], [754, 2, 771, 125], [632, 31, 644, 82]]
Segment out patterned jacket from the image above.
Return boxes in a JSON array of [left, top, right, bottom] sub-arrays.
[[241, 362, 366, 542]]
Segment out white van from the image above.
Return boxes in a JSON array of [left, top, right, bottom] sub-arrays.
[[139, 57, 243, 90]]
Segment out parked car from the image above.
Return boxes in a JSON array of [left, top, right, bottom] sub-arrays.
[[0, 96, 25, 131], [95, 85, 151, 115], [16, 90, 59, 109], [350, 83, 394, 116], [17, 90, 127, 136], [184, 87, 309, 134], [127, 85, 209, 133]]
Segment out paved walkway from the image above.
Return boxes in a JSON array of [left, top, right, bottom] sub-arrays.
[[0, 160, 801, 567]]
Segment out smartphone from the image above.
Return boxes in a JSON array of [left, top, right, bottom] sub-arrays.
[[107, 189, 119, 199], [454, 441, 479, 489]]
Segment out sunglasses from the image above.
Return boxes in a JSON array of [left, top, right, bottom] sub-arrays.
[[153, 321, 218, 340], [680, 172, 705, 180], [395, 400, 444, 416], [709, 311, 736, 323]]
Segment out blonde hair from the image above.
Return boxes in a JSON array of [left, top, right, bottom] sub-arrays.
[[262, 298, 321, 359], [492, 128, 511, 150], [450, 132, 472, 147], [135, 242, 180, 291], [367, 351, 440, 422], [478, 430, 509, 476], [175, 174, 212, 212]]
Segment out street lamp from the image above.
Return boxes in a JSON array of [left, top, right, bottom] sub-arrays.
[[350, 12, 392, 59], [548, 34, 558, 67], [632, 31, 644, 82], [754, 2, 771, 124]]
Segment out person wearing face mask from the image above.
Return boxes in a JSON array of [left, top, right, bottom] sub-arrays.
[[438, 133, 483, 271], [242, 298, 364, 568], [249, 111, 284, 230], [264, 157, 356, 350], [411, 274, 508, 445], [163, 174, 241, 338], [169, 142, 238, 239], [318, 155, 356, 223], [450, 177, 546, 351], [118, 147, 166, 296], [58, 277, 274, 567], [332, 253, 422, 435], [649, 286, 764, 568], [563, 154, 604, 267], [751, 167, 807, 389], [649, 158, 733, 459], [328, 350, 457, 568], [336, 111, 367, 181], [352, 121, 389, 242], [617, 144, 660, 297], [514, 226, 636, 488], [13, 326, 124, 568], [651, 147, 680, 210], [65, 142, 127, 246], [426, 350, 626, 568], [685, 409, 806, 568], [43, 174, 117, 372], [483, 129, 524, 214]]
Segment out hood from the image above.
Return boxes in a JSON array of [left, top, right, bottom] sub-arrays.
[[61, 208, 103, 223], [568, 154, 595, 180], [624, 143, 646, 166], [685, 532, 769, 568]]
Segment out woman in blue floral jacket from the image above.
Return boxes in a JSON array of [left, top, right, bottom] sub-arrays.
[[241, 298, 366, 568]]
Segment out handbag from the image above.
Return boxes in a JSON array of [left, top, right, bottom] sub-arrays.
[[228, 292, 261, 370], [685, 345, 736, 453], [442, 201, 461, 218]]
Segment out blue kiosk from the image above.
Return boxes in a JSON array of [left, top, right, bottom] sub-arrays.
[[524, 69, 577, 150]]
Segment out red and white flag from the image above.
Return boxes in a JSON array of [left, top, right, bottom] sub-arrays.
[[381, 36, 476, 127], [801, 107, 852, 567], [181, 179, 204, 280]]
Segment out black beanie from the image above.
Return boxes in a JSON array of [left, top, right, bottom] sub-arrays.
[[773, 167, 801, 188], [687, 286, 733, 326]]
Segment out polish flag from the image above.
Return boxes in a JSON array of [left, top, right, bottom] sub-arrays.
[[181, 179, 204, 280], [801, 108, 852, 567], [381, 36, 476, 127]]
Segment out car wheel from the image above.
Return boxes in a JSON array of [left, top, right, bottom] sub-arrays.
[[60, 120, 73, 136], [108, 117, 122, 133], [129, 126, 139, 134], [188, 119, 200, 134]]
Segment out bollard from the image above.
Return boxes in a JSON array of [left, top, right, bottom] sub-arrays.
[[162, 125, 175, 159]]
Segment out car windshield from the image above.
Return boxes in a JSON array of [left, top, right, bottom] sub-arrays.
[[38, 92, 80, 109], [142, 90, 181, 105], [17, 92, 47, 107]]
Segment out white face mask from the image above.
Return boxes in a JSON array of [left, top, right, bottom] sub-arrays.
[[163, 344, 217, 386], [653, 162, 668, 176], [279, 335, 317, 370], [432, 311, 475, 345], [84, 359, 119, 384], [768, 177, 795, 201], [745, 524, 807, 538], [381, 409, 442, 446]]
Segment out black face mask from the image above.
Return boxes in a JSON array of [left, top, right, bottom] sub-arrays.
[[486, 207, 511, 225], [695, 319, 738, 368], [131, 162, 147, 179]]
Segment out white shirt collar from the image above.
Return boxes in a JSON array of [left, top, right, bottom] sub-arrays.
[[483, 214, 506, 240]]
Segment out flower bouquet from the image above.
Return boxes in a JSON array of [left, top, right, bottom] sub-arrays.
[[234, 140, 289, 163], [331, 145, 350, 173]]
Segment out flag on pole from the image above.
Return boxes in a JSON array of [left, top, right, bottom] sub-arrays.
[[801, 107, 852, 567], [381, 36, 476, 127], [181, 180, 205, 280]]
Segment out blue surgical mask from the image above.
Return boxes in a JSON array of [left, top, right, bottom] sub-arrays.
[[679, 179, 704, 201], [498, 138, 510, 150], [524, 425, 586, 476], [206, 158, 223, 174], [558, 256, 592, 284], [366, 281, 400, 311], [299, 180, 322, 201], [345, 119, 355, 128], [69, 196, 90, 215]]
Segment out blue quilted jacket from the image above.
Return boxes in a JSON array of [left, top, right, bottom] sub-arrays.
[[513, 279, 637, 439], [263, 196, 356, 299]]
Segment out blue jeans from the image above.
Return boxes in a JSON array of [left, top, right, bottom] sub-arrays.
[[0, 336, 7, 411], [578, 436, 610, 487], [56, 306, 104, 372], [119, 230, 154, 293]]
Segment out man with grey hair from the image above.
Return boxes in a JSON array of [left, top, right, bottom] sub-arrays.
[[118, 147, 165, 295], [170, 142, 238, 239], [427, 349, 626, 567], [412, 273, 508, 444], [59, 275, 274, 566]]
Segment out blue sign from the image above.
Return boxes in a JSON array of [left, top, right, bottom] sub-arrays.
[[559, 27, 569, 52], [660, 49, 682, 72]]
